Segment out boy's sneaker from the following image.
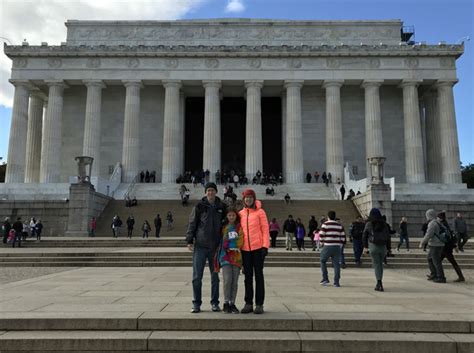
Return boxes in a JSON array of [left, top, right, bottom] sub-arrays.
[[223, 303, 231, 313], [333, 283, 340, 287], [240, 304, 253, 314], [254, 305, 264, 314], [230, 304, 240, 314], [190, 307, 200, 313], [320, 280, 330, 286], [211, 304, 221, 312]]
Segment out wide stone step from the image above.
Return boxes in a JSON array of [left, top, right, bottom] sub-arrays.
[[0, 330, 472, 352]]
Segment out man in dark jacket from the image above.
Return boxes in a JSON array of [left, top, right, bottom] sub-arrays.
[[12, 217, 23, 248], [2, 218, 11, 244], [186, 182, 226, 313], [350, 216, 365, 266], [283, 215, 297, 251], [126, 215, 135, 239], [154, 214, 162, 238], [454, 213, 469, 252]]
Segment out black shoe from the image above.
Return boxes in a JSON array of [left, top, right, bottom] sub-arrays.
[[341, 263, 347, 269], [254, 305, 264, 314], [433, 277, 447, 283], [223, 303, 231, 313], [426, 274, 435, 281], [230, 304, 240, 314], [453, 277, 465, 283], [211, 304, 221, 312], [375, 280, 384, 292], [190, 307, 200, 313], [240, 304, 253, 314]]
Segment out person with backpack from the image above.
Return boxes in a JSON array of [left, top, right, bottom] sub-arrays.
[[2, 217, 12, 244], [349, 216, 365, 266], [419, 209, 446, 283], [362, 208, 390, 291], [12, 217, 23, 248], [431, 211, 465, 283], [308, 216, 318, 251], [35, 219, 43, 241]]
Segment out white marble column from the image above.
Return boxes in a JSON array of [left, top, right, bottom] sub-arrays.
[[161, 80, 182, 183], [284, 80, 304, 183], [82, 80, 105, 180], [323, 80, 344, 182], [423, 90, 442, 183], [5, 80, 30, 183], [245, 80, 264, 179], [435, 80, 462, 184], [40, 80, 67, 183], [121, 80, 142, 183], [24, 89, 45, 183], [401, 80, 425, 183], [179, 91, 186, 176], [281, 93, 287, 181], [202, 80, 221, 181]]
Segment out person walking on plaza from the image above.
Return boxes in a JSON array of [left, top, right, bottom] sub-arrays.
[[126, 215, 135, 238], [308, 216, 318, 251], [154, 214, 162, 238], [269, 218, 280, 249], [295, 218, 306, 251], [214, 207, 244, 314], [312, 229, 321, 251], [419, 209, 446, 283], [431, 211, 465, 282], [186, 182, 227, 313], [12, 217, 23, 248], [2, 217, 11, 244], [239, 188, 270, 314], [397, 217, 410, 252], [142, 220, 151, 239], [454, 213, 469, 252], [89, 217, 97, 237], [349, 216, 365, 266], [319, 211, 346, 287], [35, 219, 43, 241], [166, 211, 174, 231], [340, 185, 346, 200], [111, 215, 122, 238], [362, 208, 391, 291], [283, 215, 296, 251]]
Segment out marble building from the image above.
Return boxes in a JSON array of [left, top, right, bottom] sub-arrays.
[[3, 19, 465, 190]]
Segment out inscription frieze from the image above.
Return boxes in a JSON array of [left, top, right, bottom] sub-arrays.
[[13, 58, 28, 68], [48, 58, 62, 68], [86, 58, 101, 68]]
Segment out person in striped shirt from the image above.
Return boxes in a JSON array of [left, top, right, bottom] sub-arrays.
[[319, 210, 346, 287]]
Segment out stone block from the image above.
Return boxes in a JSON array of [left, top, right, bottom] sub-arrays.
[[445, 333, 474, 353]]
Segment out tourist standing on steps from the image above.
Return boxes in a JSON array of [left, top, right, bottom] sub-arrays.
[[111, 215, 122, 238], [319, 211, 345, 287], [12, 217, 23, 248], [214, 207, 244, 314], [453, 213, 469, 252], [283, 215, 296, 251], [269, 218, 280, 249], [397, 217, 410, 252], [239, 188, 270, 314], [126, 215, 135, 238], [186, 182, 227, 313], [89, 217, 97, 237], [154, 214, 162, 238], [362, 208, 390, 292], [35, 219, 43, 241], [308, 216, 318, 251], [166, 211, 174, 231], [349, 216, 365, 267], [295, 218, 306, 251], [419, 209, 446, 283], [2, 217, 11, 244], [142, 220, 151, 239], [431, 211, 465, 283]]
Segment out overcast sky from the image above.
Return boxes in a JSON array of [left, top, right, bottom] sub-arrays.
[[0, 0, 472, 164]]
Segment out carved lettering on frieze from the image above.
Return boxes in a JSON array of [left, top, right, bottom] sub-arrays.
[[126, 58, 140, 68], [404, 58, 419, 68], [86, 58, 101, 68], [369, 58, 381, 68], [48, 58, 62, 68], [288, 58, 302, 68], [165, 58, 179, 68], [13, 58, 28, 68], [205, 58, 219, 68], [440, 57, 455, 68], [248, 58, 262, 68], [326, 58, 340, 68]]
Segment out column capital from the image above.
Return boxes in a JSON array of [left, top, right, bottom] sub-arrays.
[[361, 79, 384, 88], [284, 80, 304, 89], [322, 79, 344, 88], [45, 80, 69, 89], [399, 79, 423, 88], [202, 80, 221, 89], [162, 79, 182, 89], [83, 80, 106, 89], [9, 79, 33, 89], [434, 79, 458, 88], [122, 80, 143, 88], [30, 88, 47, 100], [245, 80, 264, 89]]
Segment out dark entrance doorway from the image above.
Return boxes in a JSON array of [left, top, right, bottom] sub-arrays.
[[221, 97, 246, 173], [184, 97, 204, 174], [262, 97, 282, 176]]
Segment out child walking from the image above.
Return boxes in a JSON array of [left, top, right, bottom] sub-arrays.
[[214, 207, 244, 314], [313, 230, 321, 251]]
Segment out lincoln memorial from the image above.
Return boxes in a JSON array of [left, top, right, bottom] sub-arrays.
[[3, 19, 465, 191]]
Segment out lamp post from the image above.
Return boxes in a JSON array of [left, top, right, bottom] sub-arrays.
[[74, 156, 94, 184]]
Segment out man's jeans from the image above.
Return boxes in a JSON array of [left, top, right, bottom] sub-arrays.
[[353, 239, 363, 263], [427, 246, 445, 280], [192, 246, 219, 308], [320, 245, 341, 284], [12, 231, 22, 248]]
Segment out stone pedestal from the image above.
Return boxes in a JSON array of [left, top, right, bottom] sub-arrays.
[[353, 184, 393, 225], [65, 183, 96, 236]]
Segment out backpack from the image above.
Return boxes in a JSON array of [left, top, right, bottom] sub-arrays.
[[369, 223, 390, 246], [435, 221, 456, 248]]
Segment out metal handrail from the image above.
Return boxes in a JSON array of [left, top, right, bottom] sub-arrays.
[[124, 173, 140, 200]]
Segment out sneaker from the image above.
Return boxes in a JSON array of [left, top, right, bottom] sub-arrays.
[[341, 263, 347, 269], [223, 303, 231, 313], [211, 304, 221, 312], [240, 304, 253, 314], [433, 278, 447, 283], [407, 249, 410, 252], [230, 304, 240, 314], [333, 283, 340, 287], [426, 274, 435, 281], [254, 305, 264, 314], [190, 307, 201, 313], [320, 280, 330, 286]]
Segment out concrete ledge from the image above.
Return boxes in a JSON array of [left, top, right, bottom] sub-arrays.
[[445, 333, 474, 353]]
